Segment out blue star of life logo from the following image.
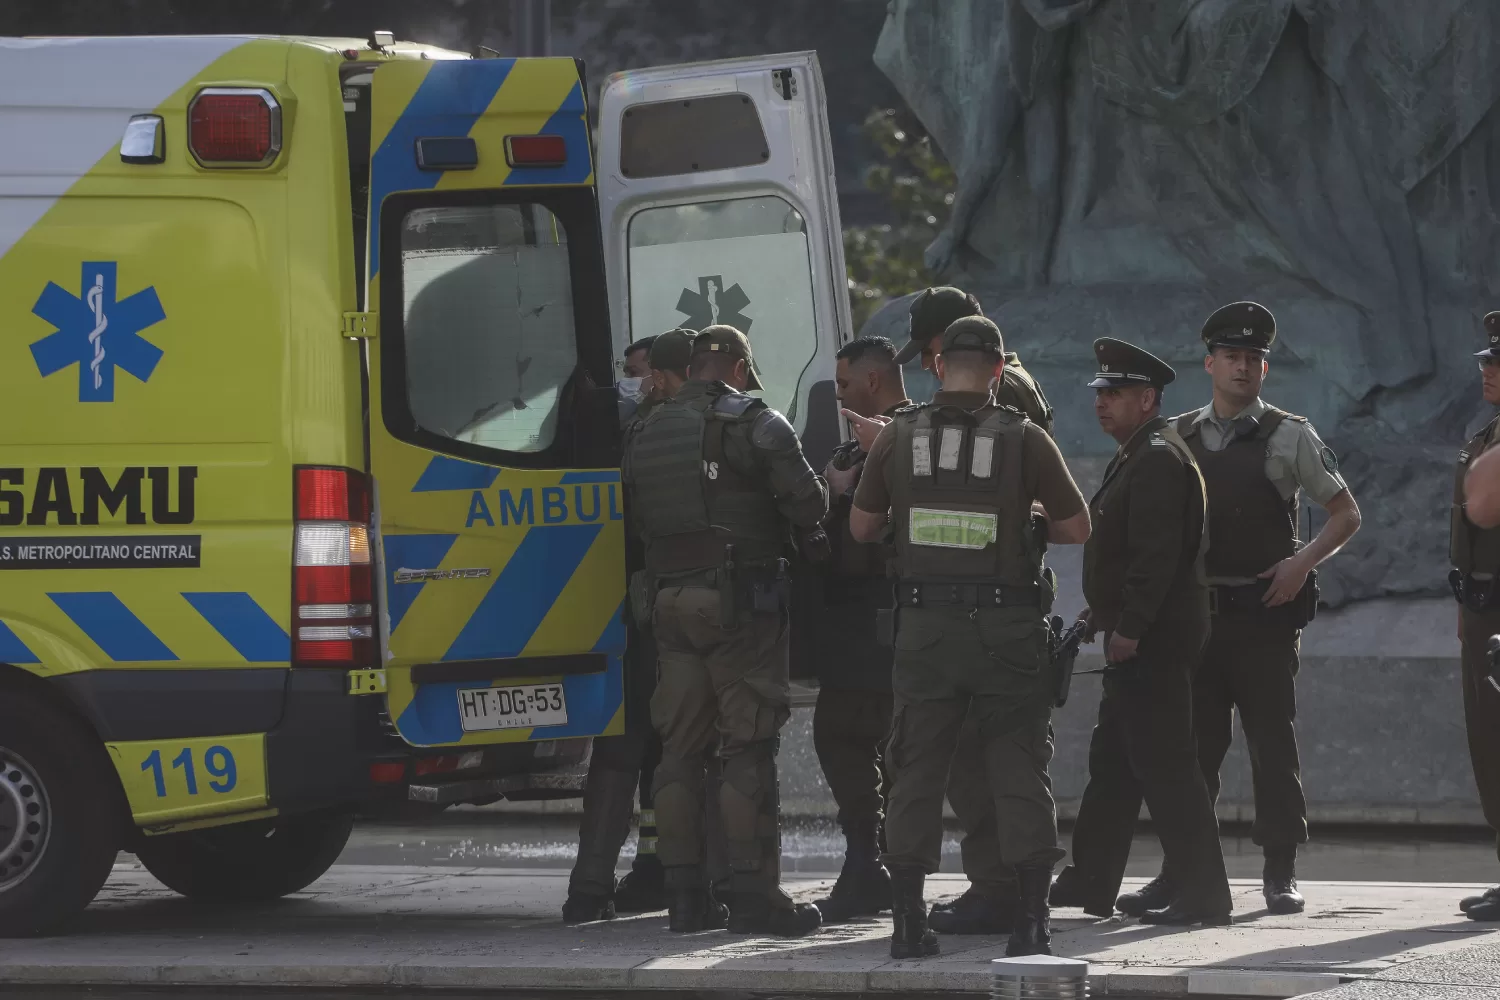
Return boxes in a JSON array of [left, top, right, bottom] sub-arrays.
[[29, 262, 166, 403]]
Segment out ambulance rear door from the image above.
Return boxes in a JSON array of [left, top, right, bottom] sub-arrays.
[[596, 52, 850, 470], [362, 56, 625, 748]]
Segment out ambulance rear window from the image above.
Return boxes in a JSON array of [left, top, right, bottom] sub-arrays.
[[397, 203, 577, 454]]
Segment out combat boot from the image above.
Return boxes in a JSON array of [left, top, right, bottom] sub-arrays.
[[930, 883, 1016, 934], [1117, 871, 1175, 917], [666, 866, 727, 933], [1461, 885, 1500, 914], [1048, 865, 1115, 918], [813, 820, 892, 923], [562, 885, 616, 924], [1005, 865, 1053, 956], [889, 866, 940, 959], [1467, 894, 1500, 922], [728, 891, 822, 937], [614, 855, 666, 913], [1263, 849, 1305, 915]]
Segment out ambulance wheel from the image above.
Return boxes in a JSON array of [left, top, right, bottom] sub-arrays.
[[134, 809, 353, 902], [0, 694, 121, 937]]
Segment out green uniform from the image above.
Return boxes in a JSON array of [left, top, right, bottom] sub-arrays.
[[623, 378, 827, 907], [1452, 413, 1500, 862], [1061, 416, 1231, 914], [853, 390, 1085, 875], [947, 354, 1053, 898]]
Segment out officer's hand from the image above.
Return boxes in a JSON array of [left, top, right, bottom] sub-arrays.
[[841, 409, 891, 452], [1107, 631, 1139, 663], [797, 526, 832, 563], [1259, 555, 1311, 607], [824, 459, 860, 498], [1078, 607, 1096, 643]]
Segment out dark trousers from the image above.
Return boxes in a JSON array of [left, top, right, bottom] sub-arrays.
[[1192, 613, 1307, 849], [1067, 619, 1230, 910], [946, 712, 1015, 893], [569, 620, 660, 895], [812, 686, 893, 831], [1461, 607, 1500, 864]]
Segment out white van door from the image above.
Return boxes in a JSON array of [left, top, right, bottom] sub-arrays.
[[596, 52, 850, 469]]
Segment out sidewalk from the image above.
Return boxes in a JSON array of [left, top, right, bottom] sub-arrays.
[[1, 863, 1495, 996]]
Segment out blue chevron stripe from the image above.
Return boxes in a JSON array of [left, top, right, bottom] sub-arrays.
[[181, 592, 290, 662], [49, 592, 176, 662], [383, 533, 459, 632], [442, 523, 602, 661], [0, 621, 39, 664], [412, 455, 500, 492], [368, 58, 517, 278]]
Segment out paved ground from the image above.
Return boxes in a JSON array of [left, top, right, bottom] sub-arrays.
[[1, 862, 1495, 997]]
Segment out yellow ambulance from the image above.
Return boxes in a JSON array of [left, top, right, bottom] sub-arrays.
[[0, 32, 849, 935]]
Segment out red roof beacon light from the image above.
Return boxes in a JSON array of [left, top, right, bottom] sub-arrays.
[[188, 88, 282, 167], [504, 134, 567, 168]]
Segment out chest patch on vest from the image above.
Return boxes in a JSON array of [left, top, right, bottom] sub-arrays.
[[912, 432, 933, 477], [938, 426, 964, 471], [909, 508, 998, 550], [971, 435, 996, 478]]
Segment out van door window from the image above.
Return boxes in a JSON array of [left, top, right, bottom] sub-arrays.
[[395, 202, 578, 456], [627, 195, 818, 423]]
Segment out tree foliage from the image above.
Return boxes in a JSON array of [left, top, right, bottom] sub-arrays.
[[843, 107, 956, 332]]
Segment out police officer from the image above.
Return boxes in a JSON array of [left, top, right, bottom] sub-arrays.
[[624, 325, 827, 936], [882, 288, 1056, 935], [850, 316, 1091, 958], [1121, 303, 1359, 918], [1452, 312, 1500, 923], [808, 336, 910, 924], [1049, 339, 1232, 926], [565, 330, 697, 923]]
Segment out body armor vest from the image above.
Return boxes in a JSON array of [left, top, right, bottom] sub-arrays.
[[628, 384, 784, 577], [1175, 408, 1299, 579], [887, 402, 1039, 587], [1451, 414, 1500, 577]]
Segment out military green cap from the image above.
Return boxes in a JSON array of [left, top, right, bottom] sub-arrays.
[[1087, 337, 1176, 389], [648, 328, 694, 373], [896, 286, 983, 364], [692, 324, 764, 390], [1477, 312, 1500, 359], [941, 315, 1005, 356], [1202, 300, 1276, 352]]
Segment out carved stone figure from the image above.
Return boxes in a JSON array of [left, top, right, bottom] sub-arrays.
[[870, 0, 1500, 604]]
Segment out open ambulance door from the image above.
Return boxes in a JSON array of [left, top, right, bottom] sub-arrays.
[[595, 53, 851, 471], [361, 57, 625, 748]]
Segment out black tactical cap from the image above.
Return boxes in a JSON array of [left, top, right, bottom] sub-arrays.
[[648, 328, 694, 373], [1087, 338, 1176, 388], [692, 324, 764, 390], [1477, 312, 1500, 359], [941, 315, 1004, 356], [896, 286, 983, 364], [1202, 300, 1276, 352]]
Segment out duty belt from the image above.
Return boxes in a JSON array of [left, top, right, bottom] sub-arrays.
[[895, 581, 1041, 609], [1451, 570, 1500, 613], [1207, 582, 1268, 615]]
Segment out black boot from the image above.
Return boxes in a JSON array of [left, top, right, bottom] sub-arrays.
[[888, 866, 940, 959], [1117, 871, 1176, 917], [1461, 885, 1500, 914], [1468, 894, 1500, 922], [813, 821, 892, 923], [666, 866, 726, 933], [1048, 865, 1115, 918], [1263, 849, 1305, 915], [1006, 865, 1053, 956], [562, 885, 616, 924], [728, 891, 822, 937], [930, 883, 1016, 934], [614, 855, 666, 913]]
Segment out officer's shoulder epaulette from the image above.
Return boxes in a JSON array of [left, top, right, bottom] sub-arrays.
[[1148, 431, 1170, 447], [994, 402, 1026, 419], [710, 391, 764, 418], [893, 402, 926, 416]]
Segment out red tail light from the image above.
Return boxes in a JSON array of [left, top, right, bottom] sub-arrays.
[[188, 88, 282, 167], [293, 466, 376, 667], [505, 134, 567, 168]]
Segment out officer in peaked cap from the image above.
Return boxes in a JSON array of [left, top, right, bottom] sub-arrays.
[[1050, 337, 1233, 926], [1450, 310, 1500, 922], [1122, 301, 1359, 921]]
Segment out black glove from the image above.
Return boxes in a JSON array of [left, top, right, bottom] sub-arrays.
[[797, 526, 832, 564]]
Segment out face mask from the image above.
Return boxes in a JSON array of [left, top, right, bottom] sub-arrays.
[[617, 376, 646, 403]]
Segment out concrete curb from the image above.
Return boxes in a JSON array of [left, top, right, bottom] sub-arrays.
[[0, 962, 1358, 996]]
